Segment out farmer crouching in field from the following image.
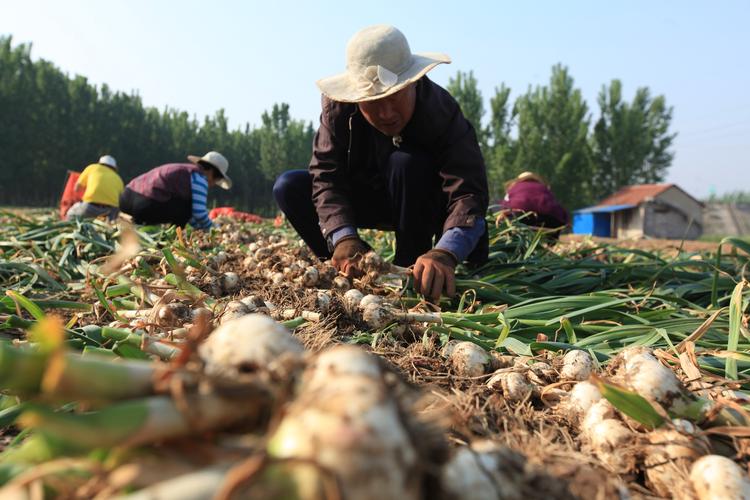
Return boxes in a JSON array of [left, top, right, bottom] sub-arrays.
[[497, 172, 569, 234], [273, 25, 488, 302], [119, 151, 231, 229], [66, 155, 124, 221]]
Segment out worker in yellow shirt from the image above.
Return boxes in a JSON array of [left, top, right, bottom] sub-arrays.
[[66, 155, 125, 221]]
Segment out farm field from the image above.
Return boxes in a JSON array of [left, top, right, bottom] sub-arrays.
[[0, 210, 749, 499], [561, 234, 750, 254]]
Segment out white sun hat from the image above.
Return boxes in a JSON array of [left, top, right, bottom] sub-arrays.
[[316, 24, 451, 103], [187, 151, 232, 190], [98, 155, 118, 169]]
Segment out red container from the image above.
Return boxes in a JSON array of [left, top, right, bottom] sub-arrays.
[[60, 171, 82, 219]]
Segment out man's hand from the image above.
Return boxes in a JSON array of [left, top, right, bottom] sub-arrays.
[[331, 237, 371, 279], [413, 249, 457, 303]]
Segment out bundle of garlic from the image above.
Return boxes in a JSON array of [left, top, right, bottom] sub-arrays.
[[552, 346, 750, 494], [582, 399, 636, 473], [264, 345, 436, 500], [486, 350, 593, 405]]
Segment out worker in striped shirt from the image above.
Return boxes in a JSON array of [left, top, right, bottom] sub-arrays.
[[119, 152, 231, 229]]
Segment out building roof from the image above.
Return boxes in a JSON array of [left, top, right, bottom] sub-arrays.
[[599, 183, 705, 208], [574, 204, 636, 214], [599, 184, 674, 207]]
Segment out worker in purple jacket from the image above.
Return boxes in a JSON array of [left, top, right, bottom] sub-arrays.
[[273, 25, 489, 302], [499, 172, 569, 229], [119, 151, 231, 229]]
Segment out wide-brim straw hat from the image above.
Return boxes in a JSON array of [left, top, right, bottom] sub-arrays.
[[504, 171, 547, 191], [188, 151, 232, 189], [316, 25, 451, 103]]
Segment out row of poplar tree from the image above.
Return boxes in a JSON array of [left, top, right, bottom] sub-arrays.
[[0, 36, 314, 213], [0, 35, 675, 212], [446, 67, 675, 208]]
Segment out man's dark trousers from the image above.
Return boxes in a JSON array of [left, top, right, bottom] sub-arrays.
[[273, 147, 443, 267]]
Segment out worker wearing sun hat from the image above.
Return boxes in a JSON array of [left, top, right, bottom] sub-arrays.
[[498, 171, 569, 231], [66, 154, 124, 221], [273, 24, 489, 302], [119, 151, 231, 229]]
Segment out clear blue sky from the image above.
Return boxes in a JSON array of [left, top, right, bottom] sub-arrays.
[[2, 0, 748, 199]]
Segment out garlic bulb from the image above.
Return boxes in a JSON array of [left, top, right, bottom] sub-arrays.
[[449, 342, 491, 378], [267, 345, 421, 500], [343, 289, 365, 312], [198, 314, 304, 377], [560, 350, 593, 381], [690, 455, 750, 500]]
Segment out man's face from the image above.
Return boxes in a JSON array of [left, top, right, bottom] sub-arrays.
[[358, 84, 417, 136]]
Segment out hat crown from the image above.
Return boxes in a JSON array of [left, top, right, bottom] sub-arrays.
[[317, 24, 449, 103], [345, 25, 412, 75], [98, 155, 117, 169], [192, 151, 231, 189], [202, 151, 228, 173]]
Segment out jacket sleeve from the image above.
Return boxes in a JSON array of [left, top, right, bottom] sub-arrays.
[[309, 96, 356, 238], [433, 98, 489, 233]]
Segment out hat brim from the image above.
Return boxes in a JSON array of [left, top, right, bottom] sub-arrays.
[[188, 155, 232, 190], [316, 52, 451, 103]]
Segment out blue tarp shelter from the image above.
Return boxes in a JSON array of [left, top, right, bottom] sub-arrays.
[[572, 204, 636, 237]]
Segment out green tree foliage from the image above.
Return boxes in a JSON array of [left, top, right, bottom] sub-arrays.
[[259, 103, 314, 181], [512, 65, 593, 208], [486, 84, 515, 200], [0, 36, 313, 213], [2, 34, 677, 216], [446, 71, 487, 147], [591, 79, 676, 201], [446, 66, 675, 210]]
